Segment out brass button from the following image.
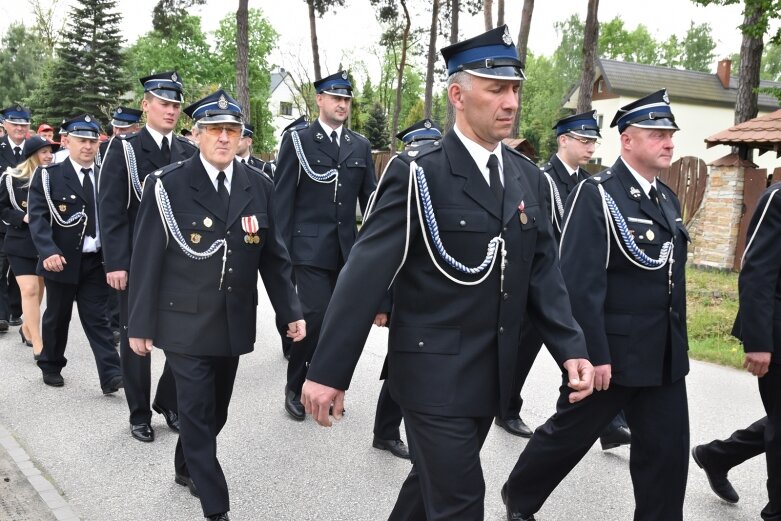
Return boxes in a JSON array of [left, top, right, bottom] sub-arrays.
[[459, 220, 466, 227], [418, 341, 424, 348]]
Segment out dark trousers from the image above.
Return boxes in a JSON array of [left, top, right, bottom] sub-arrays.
[[388, 410, 493, 521], [0, 246, 22, 320], [118, 289, 178, 425], [505, 377, 689, 520], [36, 253, 121, 388], [167, 352, 239, 518], [759, 366, 781, 520], [286, 265, 338, 395], [374, 379, 403, 440], [108, 288, 120, 330], [699, 416, 766, 473], [505, 321, 629, 435]]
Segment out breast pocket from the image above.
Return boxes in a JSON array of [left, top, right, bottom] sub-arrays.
[[178, 212, 220, 249], [435, 208, 489, 266], [50, 190, 82, 218], [345, 157, 366, 169], [307, 153, 335, 171]]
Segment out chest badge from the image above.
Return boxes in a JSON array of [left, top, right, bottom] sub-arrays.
[[646, 229, 655, 241], [58, 204, 67, 213], [203, 217, 213, 228], [190, 233, 201, 244], [630, 186, 641, 199], [21, 200, 27, 208], [242, 215, 261, 245], [518, 200, 528, 225]]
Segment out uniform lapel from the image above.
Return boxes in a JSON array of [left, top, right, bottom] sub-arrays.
[[62, 160, 88, 203], [443, 132, 501, 220], [189, 157, 226, 223], [311, 121, 339, 162], [140, 127, 165, 169], [0, 136, 18, 167], [226, 161, 252, 228], [501, 147, 525, 226], [337, 130, 354, 165], [551, 155, 577, 192], [169, 135, 189, 162], [614, 160, 670, 232]]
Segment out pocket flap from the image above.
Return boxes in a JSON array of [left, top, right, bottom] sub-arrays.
[[159, 292, 198, 313], [435, 208, 487, 232], [346, 158, 366, 168], [390, 325, 461, 354]]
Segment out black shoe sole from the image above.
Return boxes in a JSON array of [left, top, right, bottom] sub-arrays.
[[130, 429, 155, 443], [285, 405, 305, 421], [175, 474, 199, 497], [42, 377, 64, 387]]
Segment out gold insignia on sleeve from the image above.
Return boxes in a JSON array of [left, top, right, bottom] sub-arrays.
[[190, 233, 201, 244]]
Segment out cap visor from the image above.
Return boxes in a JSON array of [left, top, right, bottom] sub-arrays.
[[148, 90, 184, 103], [570, 129, 601, 139], [629, 118, 679, 131]]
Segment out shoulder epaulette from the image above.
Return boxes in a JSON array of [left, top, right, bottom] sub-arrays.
[[540, 161, 553, 172], [346, 129, 370, 145], [398, 140, 441, 162], [585, 169, 614, 184], [119, 129, 141, 141], [150, 161, 186, 179], [244, 162, 273, 184], [282, 118, 309, 134], [174, 134, 197, 149]]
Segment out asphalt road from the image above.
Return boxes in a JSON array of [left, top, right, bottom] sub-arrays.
[[0, 283, 769, 520]]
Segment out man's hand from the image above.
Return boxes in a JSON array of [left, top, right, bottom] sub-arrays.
[[42, 254, 66, 272], [286, 320, 306, 342], [301, 379, 345, 427], [129, 337, 154, 357], [593, 364, 612, 391], [744, 352, 772, 377], [106, 270, 128, 291], [373, 313, 389, 327], [562, 358, 594, 403]]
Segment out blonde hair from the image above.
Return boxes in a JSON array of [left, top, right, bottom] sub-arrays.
[[10, 152, 44, 187]]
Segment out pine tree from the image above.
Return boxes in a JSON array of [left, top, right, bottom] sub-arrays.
[[28, 0, 130, 126], [364, 103, 389, 150]]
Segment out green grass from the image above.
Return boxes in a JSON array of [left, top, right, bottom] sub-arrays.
[[686, 266, 744, 369]]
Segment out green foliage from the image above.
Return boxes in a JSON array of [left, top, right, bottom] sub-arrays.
[[691, 0, 781, 40], [308, 0, 347, 17], [680, 22, 717, 72], [0, 24, 51, 112], [212, 9, 278, 153], [28, 0, 130, 126], [520, 53, 567, 160], [152, 0, 206, 33], [364, 102, 389, 150]]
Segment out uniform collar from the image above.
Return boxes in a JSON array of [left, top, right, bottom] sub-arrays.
[[317, 119, 342, 143], [620, 156, 656, 197], [555, 153, 578, 176], [452, 124, 504, 184], [145, 125, 174, 150]]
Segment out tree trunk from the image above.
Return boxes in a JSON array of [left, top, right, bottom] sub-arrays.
[[484, 0, 493, 30], [235, 0, 250, 120], [577, 0, 599, 114], [308, 0, 322, 80], [424, 0, 440, 119], [389, 0, 411, 154], [445, 0, 460, 133], [735, 3, 763, 125], [497, 0, 504, 27], [511, 0, 533, 138]]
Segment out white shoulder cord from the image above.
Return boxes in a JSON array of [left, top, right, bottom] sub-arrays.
[[741, 188, 780, 269], [542, 171, 562, 234], [4, 173, 22, 212]]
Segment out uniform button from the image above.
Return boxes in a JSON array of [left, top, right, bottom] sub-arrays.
[[226, 230, 231, 235], [503, 293, 509, 300], [191, 221, 196, 226], [227, 249, 232, 255], [227, 287, 232, 292], [459, 220, 466, 227], [228, 268, 233, 274], [338, 221, 342, 225], [338, 202, 342, 206], [418, 341, 424, 348], [499, 326, 504, 334], [338, 183, 342, 187], [503, 226, 508, 232], [169, 302, 174, 307]]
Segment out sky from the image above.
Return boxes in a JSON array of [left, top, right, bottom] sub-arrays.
[[0, 0, 763, 85]]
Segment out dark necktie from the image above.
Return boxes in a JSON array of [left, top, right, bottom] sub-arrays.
[[217, 171, 230, 216], [571, 171, 579, 184], [649, 186, 661, 209], [13, 146, 21, 164], [330, 130, 340, 157], [241, 158, 246, 164], [487, 154, 503, 203], [161, 136, 171, 164], [81, 168, 97, 237]]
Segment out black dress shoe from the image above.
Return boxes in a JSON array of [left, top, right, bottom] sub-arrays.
[[501, 484, 536, 520], [8, 315, 22, 327], [494, 416, 533, 438], [19, 328, 32, 347], [692, 445, 739, 503], [174, 472, 199, 497], [153, 401, 180, 431], [372, 436, 411, 459], [206, 513, 229, 520], [130, 423, 155, 442], [0, 320, 8, 332], [285, 389, 305, 421], [42, 373, 64, 387], [102, 375, 124, 395], [600, 425, 631, 450]]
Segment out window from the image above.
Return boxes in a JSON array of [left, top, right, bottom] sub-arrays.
[[588, 157, 602, 166], [597, 114, 604, 128], [279, 102, 292, 116], [597, 79, 605, 93]]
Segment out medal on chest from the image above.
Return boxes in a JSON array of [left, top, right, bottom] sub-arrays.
[[242, 215, 261, 244]]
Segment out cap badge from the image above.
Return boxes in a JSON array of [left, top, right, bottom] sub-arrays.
[[84, 115, 91, 122], [502, 26, 513, 46], [424, 120, 432, 129], [171, 72, 178, 82], [218, 95, 228, 110], [117, 108, 122, 114], [16, 105, 22, 111], [630, 186, 641, 198], [341, 71, 348, 80], [663, 91, 670, 104]]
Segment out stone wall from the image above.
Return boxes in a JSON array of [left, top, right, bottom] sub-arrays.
[[691, 154, 753, 270]]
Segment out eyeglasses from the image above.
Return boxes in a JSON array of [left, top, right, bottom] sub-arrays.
[[566, 134, 600, 147], [199, 125, 242, 137]]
